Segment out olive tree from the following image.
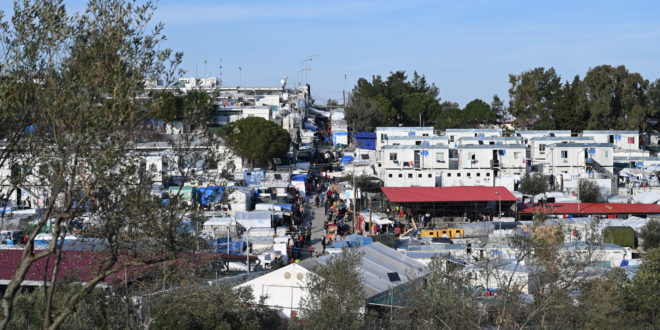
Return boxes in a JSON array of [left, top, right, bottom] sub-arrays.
[[0, 1, 188, 328]]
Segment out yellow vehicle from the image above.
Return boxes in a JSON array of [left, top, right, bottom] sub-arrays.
[[421, 228, 464, 239]]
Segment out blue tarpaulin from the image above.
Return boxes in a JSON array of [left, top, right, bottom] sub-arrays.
[[275, 203, 292, 211], [196, 186, 225, 206], [330, 234, 374, 248], [342, 155, 354, 163], [355, 132, 377, 150], [291, 174, 308, 181], [244, 170, 266, 186]]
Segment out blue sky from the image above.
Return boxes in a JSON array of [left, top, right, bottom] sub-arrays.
[[2, 0, 659, 107]]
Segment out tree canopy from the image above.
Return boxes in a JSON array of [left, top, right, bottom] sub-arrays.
[[345, 71, 441, 130], [220, 117, 291, 168], [519, 173, 549, 196], [508, 65, 660, 131]]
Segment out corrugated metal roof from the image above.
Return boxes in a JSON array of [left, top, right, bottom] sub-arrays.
[[298, 242, 428, 299], [582, 130, 638, 135], [386, 136, 448, 140], [547, 143, 613, 148], [382, 145, 449, 150], [515, 130, 572, 134], [381, 186, 517, 203], [519, 203, 660, 215], [458, 144, 526, 149], [459, 136, 521, 141], [445, 128, 502, 133], [529, 136, 593, 141], [376, 127, 433, 131], [614, 156, 660, 161]]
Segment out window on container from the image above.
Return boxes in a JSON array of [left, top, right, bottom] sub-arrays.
[[388, 174, 393, 178], [477, 172, 481, 177], [539, 144, 546, 153], [428, 174, 432, 178], [389, 153, 398, 161], [486, 172, 491, 177], [436, 153, 445, 163], [398, 174, 403, 178], [380, 134, 387, 140], [561, 150, 568, 158], [457, 173, 462, 177], [603, 150, 608, 158], [447, 173, 452, 177], [415, 141, 422, 145], [514, 152, 521, 159], [418, 173, 422, 178], [361, 154, 369, 160], [628, 137, 635, 144], [467, 172, 471, 177], [408, 173, 413, 178]]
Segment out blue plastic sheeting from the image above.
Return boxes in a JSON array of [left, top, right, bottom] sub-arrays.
[[355, 133, 376, 150], [303, 122, 318, 131], [331, 234, 374, 248], [196, 186, 225, 205], [334, 131, 349, 136], [243, 170, 266, 186], [345, 234, 374, 245], [291, 174, 308, 181], [342, 155, 354, 163], [355, 132, 376, 139], [275, 203, 292, 211], [213, 239, 245, 254], [179, 221, 196, 234]]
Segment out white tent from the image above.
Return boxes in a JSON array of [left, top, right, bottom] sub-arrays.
[[234, 211, 272, 228], [632, 191, 660, 204], [360, 212, 394, 225], [236, 242, 428, 318]]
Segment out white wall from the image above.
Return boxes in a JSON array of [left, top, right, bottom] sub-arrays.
[[375, 127, 435, 149], [458, 146, 526, 171], [381, 169, 440, 187], [442, 169, 494, 187], [236, 263, 311, 318], [582, 132, 639, 150], [380, 147, 449, 170]]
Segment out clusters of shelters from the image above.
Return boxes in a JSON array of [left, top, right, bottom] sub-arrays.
[[359, 128, 660, 200]]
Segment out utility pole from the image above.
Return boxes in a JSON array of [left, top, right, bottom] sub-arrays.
[[245, 227, 252, 276], [495, 191, 501, 231], [218, 58, 223, 87], [343, 74, 348, 108]]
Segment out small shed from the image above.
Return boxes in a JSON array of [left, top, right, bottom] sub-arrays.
[[234, 211, 272, 228], [202, 217, 242, 238]]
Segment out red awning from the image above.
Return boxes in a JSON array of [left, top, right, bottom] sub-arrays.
[[519, 203, 660, 215], [381, 186, 517, 203]]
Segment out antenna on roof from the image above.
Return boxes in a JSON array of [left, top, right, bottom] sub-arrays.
[[281, 75, 288, 89], [218, 58, 223, 87]]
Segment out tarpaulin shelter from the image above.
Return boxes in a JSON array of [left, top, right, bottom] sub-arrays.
[[168, 186, 194, 202], [355, 132, 377, 150], [291, 174, 308, 196], [234, 211, 272, 228], [243, 170, 266, 186], [195, 186, 225, 206]]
